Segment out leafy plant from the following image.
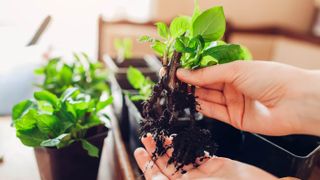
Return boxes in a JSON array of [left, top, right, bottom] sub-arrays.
[[12, 87, 113, 157], [114, 38, 133, 62], [139, 1, 252, 173], [126, 66, 154, 101], [35, 53, 110, 98], [139, 0, 251, 69]]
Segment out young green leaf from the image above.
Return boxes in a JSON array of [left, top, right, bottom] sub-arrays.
[[96, 96, 113, 112], [40, 134, 70, 147], [200, 56, 218, 68], [155, 22, 169, 39], [138, 35, 155, 43], [34, 91, 60, 109], [15, 109, 38, 131], [37, 114, 61, 136], [127, 66, 146, 89], [12, 100, 34, 121], [170, 16, 191, 38], [16, 128, 48, 147], [192, 6, 226, 41], [151, 41, 166, 56], [203, 44, 251, 64], [191, 0, 201, 24], [81, 139, 99, 158]]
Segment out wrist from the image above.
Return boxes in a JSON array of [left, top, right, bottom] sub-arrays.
[[295, 70, 320, 136]]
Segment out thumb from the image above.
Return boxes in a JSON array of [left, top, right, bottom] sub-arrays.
[[176, 61, 245, 86]]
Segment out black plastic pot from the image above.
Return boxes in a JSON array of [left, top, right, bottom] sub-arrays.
[[34, 126, 108, 180], [109, 71, 158, 142], [103, 55, 161, 73], [239, 132, 320, 179]]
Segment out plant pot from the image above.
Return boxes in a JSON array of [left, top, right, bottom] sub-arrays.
[[103, 54, 161, 73], [34, 126, 108, 180], [239, 132, 320, 179], [109, 71, 158, 143]]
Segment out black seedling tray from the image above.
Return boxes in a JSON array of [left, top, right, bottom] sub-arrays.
[[239, 132, 320, 179], [109, 71, 158, 142]]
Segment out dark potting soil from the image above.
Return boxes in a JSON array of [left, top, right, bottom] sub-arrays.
[[139, 52, 217, 173]]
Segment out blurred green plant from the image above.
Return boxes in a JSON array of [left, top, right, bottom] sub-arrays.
[[139, 0, 252, 69], [34, 53, 110, 98], [126, 66, 154, 101], [12, 87, 113, 157], [114, 38, 133, 62]]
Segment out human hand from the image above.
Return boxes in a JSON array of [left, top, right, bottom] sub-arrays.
[[177, 61, 320, 136], [134, 134, 277, 180]]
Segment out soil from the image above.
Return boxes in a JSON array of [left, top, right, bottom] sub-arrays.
[[140, 51, 217, 173]]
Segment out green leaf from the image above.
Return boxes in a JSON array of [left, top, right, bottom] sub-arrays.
[[192, 6, 226, 41], [34, 68, 45, 75], [203, 44, 252, 64], [12, 100, 34, 121], [60, 87, 80, 102], [34, 91, 60, 109], [191, 0, 201, 24], [16, 128, 47, 147], [151, 41, 166, 56], [37, 101, 54, 114], [170, 16, 191, 38], [127, 66, 145, 89], [155, 22, 169, 39], [130, 95, 147, 101], [59, 64, 73, 85], [37, 114, 61, 136], [15, 109, 38, 131], [40, 134, 70, 147], [200, 56, 218, 68], [96, 97, 113, 112], [81, 139, 99, 158], [174, 38, 187, 52], [138, 35, 155, 43]]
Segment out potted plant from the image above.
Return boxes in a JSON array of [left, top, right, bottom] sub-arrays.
[[109, 67, 158, 142], [12, 87, 113, 180], [12, 53, 113, 180], [103, 38, 161, 73]]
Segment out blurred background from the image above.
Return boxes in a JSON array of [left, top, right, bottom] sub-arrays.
[[1, 0, 320, 179]]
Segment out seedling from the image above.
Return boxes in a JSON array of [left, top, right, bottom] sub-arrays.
[[126, 66, 154, 101], [12, 87, 113, 157], [114, 38, 133, 63], [139, 1, 251, 173], [35, 53, 110, 98]]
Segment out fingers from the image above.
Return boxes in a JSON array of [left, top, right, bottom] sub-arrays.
[[141, 134, 182, 178], [176, 61, 244, 86], [134, 148, 168, 180], [197, 99, 230, 124], [195, 88, 225, 105]]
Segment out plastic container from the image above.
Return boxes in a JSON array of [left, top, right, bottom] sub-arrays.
[[34, 126, 108, 180], [239, 132, 320, 179]]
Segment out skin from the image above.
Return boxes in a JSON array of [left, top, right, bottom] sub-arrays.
[[135, 61, 320, 179]]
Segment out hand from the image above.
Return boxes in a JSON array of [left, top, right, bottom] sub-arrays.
[[177, 61, 320, 136], [134, 134, 277, 180]]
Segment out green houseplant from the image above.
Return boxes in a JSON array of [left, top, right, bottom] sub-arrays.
[[12, 53, 113, 180]]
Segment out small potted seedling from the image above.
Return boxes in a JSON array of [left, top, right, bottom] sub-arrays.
[[14, 53, 113, 180], [125, 67, 156, 153], [109, 66, 158, 142], [103, 38, 161, 73], [12, 87, 113, 180]]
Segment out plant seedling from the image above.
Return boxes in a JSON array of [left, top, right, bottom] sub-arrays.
[[35, 53, 110, 98], [114, 38, 133, 63], [139, 1, 251, 173], [12, 87, 113, 157], [126, 66, 154, 101]]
